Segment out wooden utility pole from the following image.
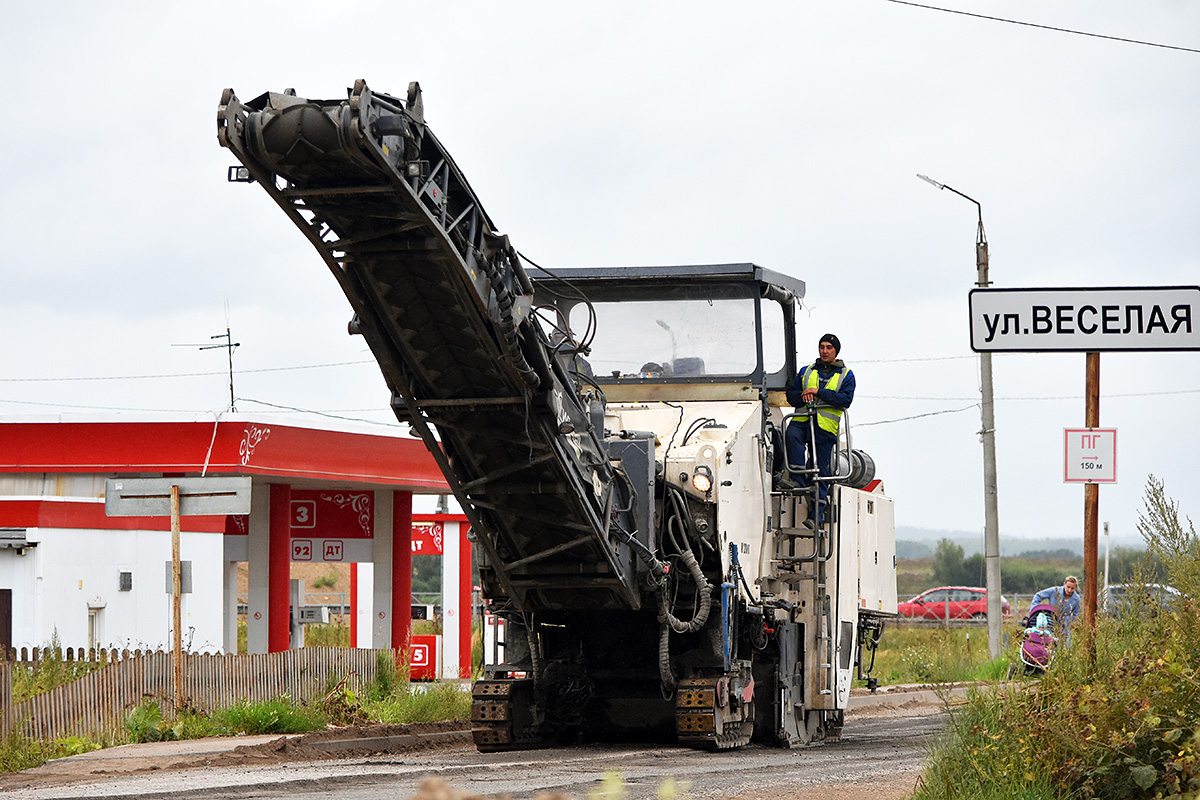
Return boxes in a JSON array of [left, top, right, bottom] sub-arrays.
[[106, 476, 252, 713], [170, 485, 183, 709], [1083, 353, 1100, 633]]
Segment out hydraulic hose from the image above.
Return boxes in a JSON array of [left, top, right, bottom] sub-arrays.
[[658, 622, 677, 693], [658, 543, 713, 634], [526, 621, 544, 687]]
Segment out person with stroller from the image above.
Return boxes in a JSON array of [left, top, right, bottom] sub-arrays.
[[1031, 575, 1081, 642]]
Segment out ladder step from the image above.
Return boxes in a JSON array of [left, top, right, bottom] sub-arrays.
[[776, 528, 816, 539]]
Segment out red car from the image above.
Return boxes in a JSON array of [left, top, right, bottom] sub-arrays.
[[898, 586, 1011, 620]]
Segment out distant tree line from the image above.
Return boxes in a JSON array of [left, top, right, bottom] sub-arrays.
[[928, 538, 1161, 593]]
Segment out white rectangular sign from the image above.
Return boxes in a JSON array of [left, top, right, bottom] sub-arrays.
[[1064, 428, 1117, 484], [105, 476, 253, 517], [969, 286, 1200, 352]]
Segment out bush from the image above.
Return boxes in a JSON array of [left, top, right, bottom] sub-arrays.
[[912, 476, 1200, 800], [312, 570, 339, 589], [125, 700, 178, 743], [0, 733, 64, 773]]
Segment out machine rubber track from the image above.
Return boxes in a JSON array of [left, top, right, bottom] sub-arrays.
[[674, 676, 755, 750]]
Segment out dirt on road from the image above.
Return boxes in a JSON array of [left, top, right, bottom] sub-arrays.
[[1, 693, 948, 799], [0, 720, 473, 794]]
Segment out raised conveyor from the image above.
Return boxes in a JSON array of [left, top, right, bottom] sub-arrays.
[[218, 81, 645, 613]]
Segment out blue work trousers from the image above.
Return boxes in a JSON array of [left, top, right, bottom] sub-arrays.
[[786, 421, 836, 523]]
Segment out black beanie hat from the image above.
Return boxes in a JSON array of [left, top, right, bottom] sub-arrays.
[[820, 333, 841, 354]]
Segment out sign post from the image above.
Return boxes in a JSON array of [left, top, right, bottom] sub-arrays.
[[106, 477, 252, 709], [1084, 352, 1100, 636], [969, 285, 1198, 637]]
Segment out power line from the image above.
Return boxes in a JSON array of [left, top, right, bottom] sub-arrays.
[[0, 396, 206, 414], [0, 360, 376, 383], [856, 354, 977, 364], [236, 397, 402, 428], [868, 388, 1200, 401], [885, 1, 1200, 54], [857, 404, 978, 427]]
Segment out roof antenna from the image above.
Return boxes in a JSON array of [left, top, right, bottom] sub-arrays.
[[174, 302, 241, 411]]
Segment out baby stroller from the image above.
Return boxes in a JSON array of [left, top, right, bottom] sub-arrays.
[[1016, 603, 1059, 676]]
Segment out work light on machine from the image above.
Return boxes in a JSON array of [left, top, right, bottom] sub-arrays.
[[691, 465, 713, 493]]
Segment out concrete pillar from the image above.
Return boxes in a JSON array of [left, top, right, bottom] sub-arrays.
[[350, 563, 358, 649], [442, 521, 472, 678], [355, 562, 374, 647], [372, 491, 394, 649], [246, 483, 271, 654], [268, 484, 291, 653], [222, 559, 239, 654], [458, 524, 472, 678], [392, 491, 413, 654], [289, 578, 304, 649]]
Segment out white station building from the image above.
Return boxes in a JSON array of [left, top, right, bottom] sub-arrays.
[[0, 415, 475, 677]]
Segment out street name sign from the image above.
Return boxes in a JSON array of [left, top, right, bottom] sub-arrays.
[[105, 476, 252, 517], [1064, 428, 1117, 484], [969, 286, 1200, 352]]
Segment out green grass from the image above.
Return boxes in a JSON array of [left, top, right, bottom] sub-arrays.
[[124, 696, 330, 743], [305, 621, 351, 647], [363, 680, 471, 723], [0, 731, 111, 772], [216, 696, 329, 735], [859, 624, 1007, 687]]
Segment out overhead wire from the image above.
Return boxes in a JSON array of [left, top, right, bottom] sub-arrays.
[[884, 0, 1200, 55], [235, 398, 403, 427], [856, 404, 979, 427], [0, 359, 376, 383], [867, 388, 1200, 402]]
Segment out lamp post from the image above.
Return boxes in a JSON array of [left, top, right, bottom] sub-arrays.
[[918, 174, 1002, 659]]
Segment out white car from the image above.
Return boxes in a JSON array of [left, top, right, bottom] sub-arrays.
[[1102, 583, 1181, 619]]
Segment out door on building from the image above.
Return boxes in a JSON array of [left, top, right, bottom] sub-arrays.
[[0, 589, 12, 652], [88, 607, 103, 652]]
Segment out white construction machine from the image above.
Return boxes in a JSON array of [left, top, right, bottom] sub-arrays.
[[217, 80, 897, 751]]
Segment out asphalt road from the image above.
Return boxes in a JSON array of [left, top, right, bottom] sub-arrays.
[[4, 705, 946, 800]]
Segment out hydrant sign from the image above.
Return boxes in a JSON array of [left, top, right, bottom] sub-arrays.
[[1064, 428, 1117, 484]]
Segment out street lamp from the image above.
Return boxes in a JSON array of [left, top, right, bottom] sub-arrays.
[[918, 174, 1002, 659]]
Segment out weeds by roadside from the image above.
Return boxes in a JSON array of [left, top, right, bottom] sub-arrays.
[[124, 695, 330, 744], [910, 476, 1200, 800], [11, 636, 105, 703], [0, 731, 112, 773]]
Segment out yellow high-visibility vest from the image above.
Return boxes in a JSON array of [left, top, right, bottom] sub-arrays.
[[795, 365, 847, 434]]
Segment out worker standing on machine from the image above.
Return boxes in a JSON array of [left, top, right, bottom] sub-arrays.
[[783, 333, 856, 526]]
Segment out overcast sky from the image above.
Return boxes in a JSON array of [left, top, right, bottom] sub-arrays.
[[3, 2, 1197, 549]]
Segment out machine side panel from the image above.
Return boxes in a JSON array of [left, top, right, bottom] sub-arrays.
[[832, 488, 861, 709], [870, 493, 898, 614]]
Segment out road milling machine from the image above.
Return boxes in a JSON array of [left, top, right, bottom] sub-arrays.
[[217, 80, 897, 751]]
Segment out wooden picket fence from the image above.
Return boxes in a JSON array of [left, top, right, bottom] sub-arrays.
[[0, 647, 398, 741]]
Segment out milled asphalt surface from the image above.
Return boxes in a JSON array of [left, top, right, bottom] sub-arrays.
[[0, 683, 966, 796]]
